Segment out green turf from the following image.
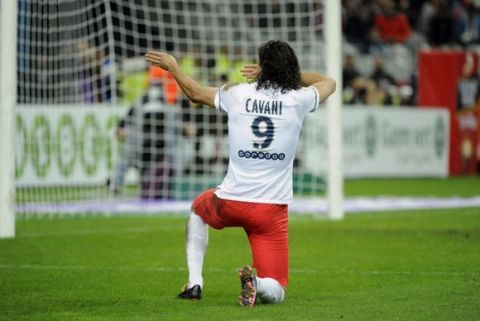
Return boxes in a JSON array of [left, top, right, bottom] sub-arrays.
[[1, 209, 479, 321], [344, 177, 480, 197]]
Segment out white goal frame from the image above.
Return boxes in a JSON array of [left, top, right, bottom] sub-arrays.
[[0, 0, 18, 238], [1, 0, 343, 238], [325, 0, 344, 220]]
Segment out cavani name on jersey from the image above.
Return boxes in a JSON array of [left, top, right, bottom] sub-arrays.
[[245, 98, 283, 115]]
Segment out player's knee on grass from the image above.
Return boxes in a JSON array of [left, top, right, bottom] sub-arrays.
[[256, 277, 285, 303]]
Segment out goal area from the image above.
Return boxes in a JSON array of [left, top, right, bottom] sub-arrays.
[[2, 0, 342, 225]]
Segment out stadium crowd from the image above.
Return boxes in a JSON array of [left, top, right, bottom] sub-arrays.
[[116, 0, 480, 109], [341, 0, 480, 106]]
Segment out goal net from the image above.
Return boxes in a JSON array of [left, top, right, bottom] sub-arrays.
[[15, 0, 330, 216]]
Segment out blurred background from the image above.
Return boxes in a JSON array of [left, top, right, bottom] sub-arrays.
[[3, 0, 480, 217]]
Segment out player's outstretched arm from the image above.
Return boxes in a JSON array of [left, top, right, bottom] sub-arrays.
[[300, 72, 336, 103], [145, 51, 217, 108]]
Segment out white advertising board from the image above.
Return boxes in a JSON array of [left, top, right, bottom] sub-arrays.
[[15, 105, 450, 187], [16, 105, 123, 186], [301, 107, 450, 177]]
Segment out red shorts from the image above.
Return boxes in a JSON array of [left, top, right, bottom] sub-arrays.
[[192, 189, 289, 286]]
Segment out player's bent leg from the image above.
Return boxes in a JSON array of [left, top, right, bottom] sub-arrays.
[[247, 224, 289, 286], [178, 212, 208, 300], [244, 232, 288, 305], [244, 202, 289, 287], [255, 276, 285, 303]]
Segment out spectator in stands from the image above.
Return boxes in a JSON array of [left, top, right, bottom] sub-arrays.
[[426, 0, 456, 46], [342, 0, 374, 52], [342, 53, 395, 105], [77, 41, 112, 103], [342, 54, 361, 89], [228, 46, 255, 83], [109, 84, 153, 195], [343, 54, 366, 104], [351, 77, 391, 105], [119, 57, 149, 105], [456, 54, 480, 174], [418, 0, 439, 35], [457, 55, 480, 111], [179, 47, 206, 83], [110, 67, 179, 199], [370, 55, 396, 90], [454, 0, 480, 45], [215, 46, 231, 84], [397, 83, 416, 106], [148, 66, 181, 105], [371, 0, 412, 44], [397, 0, 420, 29], [140, 88, 176, 200]]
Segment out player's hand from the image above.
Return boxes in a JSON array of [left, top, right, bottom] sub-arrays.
[[145, 51, 177, 71], [240, 64, 261, 80]]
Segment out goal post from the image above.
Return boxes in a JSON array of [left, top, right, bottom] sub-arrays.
[[325, 0, 344, 220], [0, 0, 18, 238]]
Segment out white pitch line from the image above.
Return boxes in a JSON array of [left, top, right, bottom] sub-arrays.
[[0, 264, 477, 277], [0, 264, 187, 272]]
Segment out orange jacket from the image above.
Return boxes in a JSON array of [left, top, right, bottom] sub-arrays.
[[148, 66, 180, 104]]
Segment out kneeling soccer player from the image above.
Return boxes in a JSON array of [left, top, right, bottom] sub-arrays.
[[145, 40, 336, 306]]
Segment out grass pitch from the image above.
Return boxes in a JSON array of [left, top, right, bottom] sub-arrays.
[[1, 207, 479, 321]]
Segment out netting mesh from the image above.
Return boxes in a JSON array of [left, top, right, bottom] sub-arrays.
[[16, 0, 326, 214], [18, 0, 112, 104]]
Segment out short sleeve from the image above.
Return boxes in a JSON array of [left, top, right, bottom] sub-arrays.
[[214, 84, 237, 113], [298, 86, 320, 113]]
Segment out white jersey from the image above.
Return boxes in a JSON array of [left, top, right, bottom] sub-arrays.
[[214, 82, 320, 204]]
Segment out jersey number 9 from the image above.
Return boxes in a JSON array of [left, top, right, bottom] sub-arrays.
[[251, 116, 274, 149]]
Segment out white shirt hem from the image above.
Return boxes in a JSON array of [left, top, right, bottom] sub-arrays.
[[214, 190, 291, 205]]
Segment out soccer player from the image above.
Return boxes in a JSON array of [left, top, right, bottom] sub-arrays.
[[145, 40, 336, 306]]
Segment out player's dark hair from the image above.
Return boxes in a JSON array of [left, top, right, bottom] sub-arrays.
[[256, 40, 301, 93]]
